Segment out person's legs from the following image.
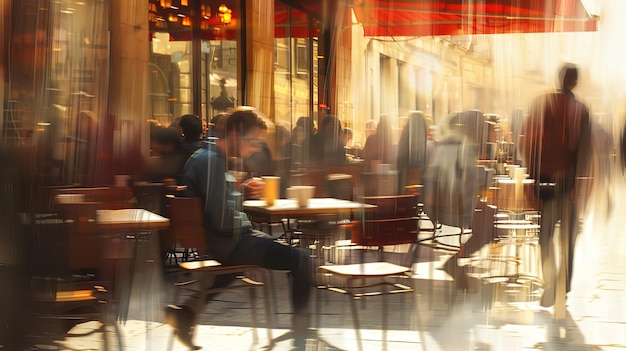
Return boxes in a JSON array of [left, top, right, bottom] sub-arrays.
[[224, 235, 312, 323], [539, 196, 558, 307], [565, 197, 579, 293], [225, 235, 312, 347], [167, 234, 312, 348]]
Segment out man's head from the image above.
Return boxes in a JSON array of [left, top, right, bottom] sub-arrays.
[[179, 114, 203, 140], [150, 126, 182, 155], [214, 107, 266, 158], [559, 63, 578, 91]]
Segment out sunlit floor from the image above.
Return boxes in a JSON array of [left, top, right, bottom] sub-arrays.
[[52, 172, 626, 351]]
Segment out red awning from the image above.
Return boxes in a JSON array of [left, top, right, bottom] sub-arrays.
[[275, 2, 319, 38], [352, 0, 598, 37]]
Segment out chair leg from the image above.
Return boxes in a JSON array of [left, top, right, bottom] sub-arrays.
[[249, 287, 259, 345], [349, 294, 363, 351], [382, 290, 388, 351], [260, 269, 274, 343], [268, 270, 279, 316]]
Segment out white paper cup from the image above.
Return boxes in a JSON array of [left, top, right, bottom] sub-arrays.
[[298, 186, 315, 207], [287, 185, 315, 207], [507, 165, 518, 179]]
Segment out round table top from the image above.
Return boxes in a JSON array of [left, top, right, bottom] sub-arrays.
[[495, 219, 540, 230]]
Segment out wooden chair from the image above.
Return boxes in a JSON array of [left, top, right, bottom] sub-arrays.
[[132, 182, 166, 215], [164, 196, 273, 350], [164, 195, 207, 263], [316, 194, 421, 351], [24, 203, 122, 350]]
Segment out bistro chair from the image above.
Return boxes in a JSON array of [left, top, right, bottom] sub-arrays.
[[316, 194, 421, 351], [24, 202, 123, 350], [132, 182, 166, 215], [164, 196, 273, 350]]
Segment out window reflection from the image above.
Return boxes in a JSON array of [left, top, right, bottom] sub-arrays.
[[3, 0, 109, 186], [273, 1, 317, 135], [148, 0, 239, 129]]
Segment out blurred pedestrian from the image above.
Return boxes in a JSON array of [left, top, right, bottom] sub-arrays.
[[521, 63, 592, 310]]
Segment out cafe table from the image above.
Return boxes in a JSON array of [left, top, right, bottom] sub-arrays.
[[242, 197, 376, 223], [243, 198, 377, 260], [96, 208, 169, 327]]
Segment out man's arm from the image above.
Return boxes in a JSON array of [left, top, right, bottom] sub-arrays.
[[184, 151, 244, 236]]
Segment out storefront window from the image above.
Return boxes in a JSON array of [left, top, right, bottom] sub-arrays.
[[273, 1, 317, 131], [149, 0, 239, 128], [2, 0, 110, 186]]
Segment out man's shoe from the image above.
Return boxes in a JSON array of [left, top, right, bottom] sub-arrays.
[[165, 305, 201, 350], [292, 313, 312, 346]]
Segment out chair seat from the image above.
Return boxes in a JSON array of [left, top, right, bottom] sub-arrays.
[[179, 259, 221, 270], [320, 261, 409, 277]]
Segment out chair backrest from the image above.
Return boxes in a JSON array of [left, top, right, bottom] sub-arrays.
[[352, 217, 418, 247], [289, 169, 327, 197], [359, 194, 417, 219], [351, 194, 419, 247], [26, 202, 102, 279], [165, 196, 207, 251], [55, 202, 101, 272], [133, 182, 166, 214]]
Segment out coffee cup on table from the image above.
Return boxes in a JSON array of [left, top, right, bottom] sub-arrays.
[[287, 185, 315, 207], [261, 176, 280, 206]]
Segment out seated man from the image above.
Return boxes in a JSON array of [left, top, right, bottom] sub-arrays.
[[166, 108, 312, 349]]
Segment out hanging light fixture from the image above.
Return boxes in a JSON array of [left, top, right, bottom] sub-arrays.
[[218, 4, 232, 25]]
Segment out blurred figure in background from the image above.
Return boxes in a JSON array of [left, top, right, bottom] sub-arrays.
[[362, 114, 394, 171], [178, 114, 204, 160], [309, 115, 346, 166], [291, 116, 315, 167], [275, 124, 292, 196], [144, 126, 188, 183], [342, 127, 360, 159], [396, 111, 430, 194], [243, 117, 275, 177], [425, 118, 479, 288], [521, 63, 592, 310], [365, 119, 377, 140]]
